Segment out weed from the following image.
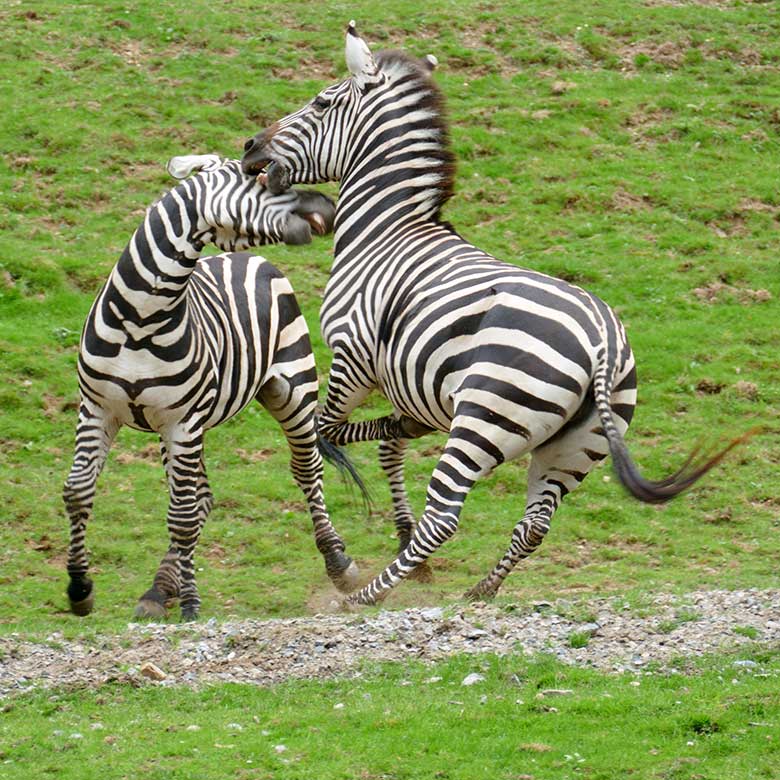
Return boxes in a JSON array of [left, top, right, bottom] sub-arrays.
[[568, 631, 591, 649], [732, 626, 760, 640]]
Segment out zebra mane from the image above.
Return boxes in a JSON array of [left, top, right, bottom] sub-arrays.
[[372, 49, 457, 221]]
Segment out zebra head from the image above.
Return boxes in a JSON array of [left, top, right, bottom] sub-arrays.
[[167, 154, 335, 249], [241, 22, 452, 216]]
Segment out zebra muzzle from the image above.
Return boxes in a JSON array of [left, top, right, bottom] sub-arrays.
[[264, 161, 292, 195]]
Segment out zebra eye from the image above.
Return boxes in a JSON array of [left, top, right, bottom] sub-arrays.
[[312, 95, 330, 111]]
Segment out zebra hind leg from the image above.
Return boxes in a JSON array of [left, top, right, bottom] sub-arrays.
[[346, 427, 498, 606], [63, 404, 120, 616], [378, 438, 434, 583], [135, 450, 213, 619], [464, 414, 613, 601], [159, 431, 207, 621], [259, 376, 359, 593]]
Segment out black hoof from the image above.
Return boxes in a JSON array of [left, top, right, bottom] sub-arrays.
[[67, 578, 94, 616], [463, 582, 497, 602], [180, 606, 200, 622]]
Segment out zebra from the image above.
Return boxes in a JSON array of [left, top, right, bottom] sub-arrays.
[[63, 153, 360, 621], [241, 22, 745, 607]]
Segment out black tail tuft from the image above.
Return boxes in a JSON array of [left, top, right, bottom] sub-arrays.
[[609, 428, 756, 504], [317, 430, 373, 512]]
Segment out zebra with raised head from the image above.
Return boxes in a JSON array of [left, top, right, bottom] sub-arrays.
[[241, 23, 743, 606], [63, 153, 359, 621]]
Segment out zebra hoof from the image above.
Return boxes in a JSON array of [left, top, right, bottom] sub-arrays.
[[69, 591, 95, 617], [331, 560, 360, 593], [463, 582, 497, 602], [408, 561, 434, 583], [339, 597, 369, 613], [180, 606, 200, 622], [67, 577, 94, 616], [134, 599, 167, 620]]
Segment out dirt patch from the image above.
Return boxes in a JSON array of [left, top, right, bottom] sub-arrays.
[[692, 281, 772, 305], [611, 186, 652, 212], [114, 443, 160, 465], [618, 39, 689, 71], [2, 589, 777, 697]]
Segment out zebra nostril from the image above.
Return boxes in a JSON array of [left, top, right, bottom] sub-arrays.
[[244, 138, 255, 152]]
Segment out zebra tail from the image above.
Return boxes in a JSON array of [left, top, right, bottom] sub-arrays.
[[593, 352, 752, 504], [316, 430, 373, 510]]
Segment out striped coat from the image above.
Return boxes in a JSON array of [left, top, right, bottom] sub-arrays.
[[242, 25, 742, 606], [63, 155, 357, 620]]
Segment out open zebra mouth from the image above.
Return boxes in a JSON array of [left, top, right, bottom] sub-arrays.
[[260, 160, 291, 195], [242, 157, 270, 177]]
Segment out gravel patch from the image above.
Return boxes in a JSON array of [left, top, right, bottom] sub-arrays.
[[2, 589, 778, 698]]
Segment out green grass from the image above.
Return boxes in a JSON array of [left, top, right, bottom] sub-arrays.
[[2, 2, 779, 628], [0, 0, 780, 631], [3, 649, 780, 779], [2, 1, 779, 774]]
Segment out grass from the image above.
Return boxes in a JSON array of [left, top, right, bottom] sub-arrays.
[[2, 0, 778, 635], [2, 649, 780, 779], [2, 0, 779, 773]]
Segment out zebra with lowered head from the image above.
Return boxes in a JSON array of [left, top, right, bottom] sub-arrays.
[[63, 153, 359, 621], [241, 22, 743, 607]]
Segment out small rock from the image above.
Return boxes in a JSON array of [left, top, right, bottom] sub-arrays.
[[226, 723, 243, 731], [461, 673, 486, 686], [333, 702, 345, 709], [274, 744, 287, 754], [139, 662, 166, 681], [538, 689, 574, 697], [186, 725, 201, 732]]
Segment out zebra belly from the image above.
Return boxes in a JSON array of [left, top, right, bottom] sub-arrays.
[[79, 348, 219, 432]]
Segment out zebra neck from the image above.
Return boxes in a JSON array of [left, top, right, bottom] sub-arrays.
[[335, 171, 444, 254], [106, 194, 205, 326]]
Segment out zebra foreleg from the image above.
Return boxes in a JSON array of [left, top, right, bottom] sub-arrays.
[[63, 404, 120, 616], [135, 454, 213, 619], [320, 414, 434, 446], [259, 376, 359, 592], [161, 431, 207, 621], [378, 438, 434, 583]]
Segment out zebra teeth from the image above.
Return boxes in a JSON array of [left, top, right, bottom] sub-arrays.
[[309, 213, 326, 235]]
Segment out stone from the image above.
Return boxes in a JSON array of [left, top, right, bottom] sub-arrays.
[[139, 662, 166, 681]]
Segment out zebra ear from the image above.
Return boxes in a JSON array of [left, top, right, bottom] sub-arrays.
[[345, 20, 378, 90], [166, 154, 222, 180]]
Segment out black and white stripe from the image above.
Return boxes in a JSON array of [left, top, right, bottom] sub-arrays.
[[242, 24, 741, 606], [63, 154, 357, 620]]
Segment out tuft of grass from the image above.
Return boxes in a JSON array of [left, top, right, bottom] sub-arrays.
[[567, 630, 591, 649], [733, 625, 760, 640]]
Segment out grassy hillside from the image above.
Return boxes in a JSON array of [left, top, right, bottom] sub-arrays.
[[1, 0, 778, 635]]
